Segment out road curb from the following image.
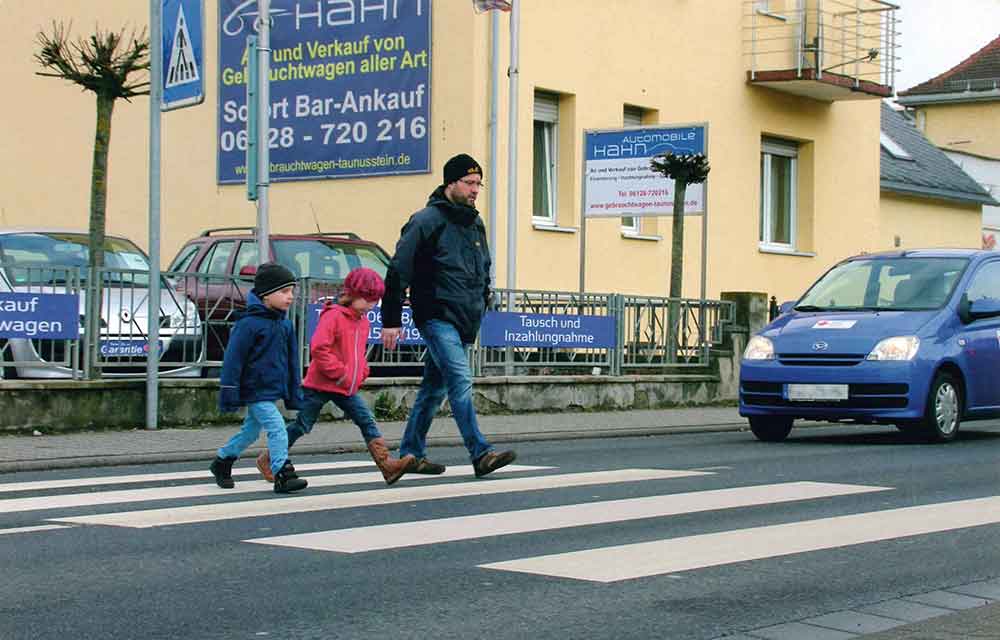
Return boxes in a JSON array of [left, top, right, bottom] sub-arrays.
[[0, 422, 749, 473]]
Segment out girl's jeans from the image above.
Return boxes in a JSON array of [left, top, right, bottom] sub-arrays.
[[399, 319, 493, 462], [217, 401, 288, 475], [286, 387, 382, 448]]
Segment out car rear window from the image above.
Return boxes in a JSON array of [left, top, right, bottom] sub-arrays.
[[272, 239, 389, 280]]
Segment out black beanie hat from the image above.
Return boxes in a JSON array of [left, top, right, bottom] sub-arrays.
[[443, 153, 483, 185], [254, 262, 296, 297]]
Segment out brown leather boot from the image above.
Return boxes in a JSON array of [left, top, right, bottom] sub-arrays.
[[366, 437, 416, 486]]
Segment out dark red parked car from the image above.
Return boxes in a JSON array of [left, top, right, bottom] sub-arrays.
[[166, 227, 391, 365]]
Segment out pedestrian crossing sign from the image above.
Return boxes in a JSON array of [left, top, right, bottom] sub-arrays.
[[161, 0, 204, 111]]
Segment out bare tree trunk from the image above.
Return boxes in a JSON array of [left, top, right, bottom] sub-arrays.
[[85, 94, 114, 380], [667, 179, 688, 362], [89, 93, 114, 272]]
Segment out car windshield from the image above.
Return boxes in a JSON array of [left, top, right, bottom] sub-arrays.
[[0, 232, 152, 286], [796, 256, 969, 311], [272, 239, 389, 280]]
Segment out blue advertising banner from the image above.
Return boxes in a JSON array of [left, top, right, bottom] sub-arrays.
[[583, 124, 707, 218], [0, 293, 79, 340], [479, 312, 616, 348], [217, 0, 431, 183], [306, 303, 423, 345], [162, 0, 205, 111]]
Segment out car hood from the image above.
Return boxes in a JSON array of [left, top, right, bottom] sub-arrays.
[[763, 310, 938, 354]]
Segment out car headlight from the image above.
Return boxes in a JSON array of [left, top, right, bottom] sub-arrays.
[[867, 336, 920, 361], [170, 301, 200, 329], [743, 335, 775, 360]]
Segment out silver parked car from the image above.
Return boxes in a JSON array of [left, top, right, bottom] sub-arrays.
[[0, 230, 203, 378]]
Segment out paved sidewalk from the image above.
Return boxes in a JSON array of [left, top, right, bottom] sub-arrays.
[[3, 406, 998, 640], [0, 406, 747, 472]]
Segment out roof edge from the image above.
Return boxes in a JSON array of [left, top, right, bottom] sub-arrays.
[[881, 180, 999, 206]]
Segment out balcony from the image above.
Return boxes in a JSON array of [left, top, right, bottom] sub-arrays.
[[743, 0, 899, 102]]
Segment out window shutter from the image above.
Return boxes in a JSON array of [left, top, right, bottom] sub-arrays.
[[534, 91, 559, 123]]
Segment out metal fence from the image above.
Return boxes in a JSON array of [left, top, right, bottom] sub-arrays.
[[0, 266, 734, 380]]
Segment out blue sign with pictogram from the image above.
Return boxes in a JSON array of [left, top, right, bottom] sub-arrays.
[[162, 0, 205, 111]]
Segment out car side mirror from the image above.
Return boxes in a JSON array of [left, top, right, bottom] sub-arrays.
[[778, 301, 795, 315], [964, 296, 1000, 323], [238, 265, 257, 280]]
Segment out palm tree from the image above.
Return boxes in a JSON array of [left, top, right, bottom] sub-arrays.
[[649, 152, 710, 361]]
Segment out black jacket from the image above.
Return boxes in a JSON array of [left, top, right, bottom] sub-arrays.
[[382, 187, 492, 344]]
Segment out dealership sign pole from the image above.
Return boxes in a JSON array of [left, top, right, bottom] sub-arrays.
[[148, 0, 205, 430]]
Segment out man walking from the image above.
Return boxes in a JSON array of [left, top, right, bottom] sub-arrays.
[[381, 153, 516, 477]]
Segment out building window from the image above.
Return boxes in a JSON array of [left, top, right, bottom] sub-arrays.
[[621, 106, 644, 234], [880, 132, 912, 160], [533, 91, 559, 224], [760, 137, 798, 249]]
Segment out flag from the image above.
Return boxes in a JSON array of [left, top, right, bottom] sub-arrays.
[[473, 0, 512, 13]]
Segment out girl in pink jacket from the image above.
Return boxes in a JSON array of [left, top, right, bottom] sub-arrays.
[[256, 267, 415, 485]]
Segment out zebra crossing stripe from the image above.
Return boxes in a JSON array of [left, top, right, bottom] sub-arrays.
[[0, 524, 73, 536], [480, 495, 1000, 583], [246, 482, 888, 553], [50, 469, 707, 529], [0, 465, 549, 514], [0, 461, 375, 494]]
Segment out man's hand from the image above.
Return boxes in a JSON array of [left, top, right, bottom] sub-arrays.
[[382, 327, 402, 350]]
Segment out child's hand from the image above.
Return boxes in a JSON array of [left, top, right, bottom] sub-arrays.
[[382, 327, 402, 350]]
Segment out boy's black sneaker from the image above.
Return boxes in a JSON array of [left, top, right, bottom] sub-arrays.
[[210, 456, 236, 489], [473, 450, 517, 478], [274, 461, 308, 494], [410, 458, 446, 475]]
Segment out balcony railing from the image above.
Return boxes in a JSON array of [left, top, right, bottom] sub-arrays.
[[744, 0, 899, 101]]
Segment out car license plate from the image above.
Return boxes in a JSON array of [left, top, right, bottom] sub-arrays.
[[99, 340, 162, 357], [787, 383, 848, 401]]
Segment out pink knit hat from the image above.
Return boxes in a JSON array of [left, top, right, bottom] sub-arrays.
[[343, 267, 385, 302]]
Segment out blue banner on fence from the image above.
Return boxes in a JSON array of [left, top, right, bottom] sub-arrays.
[[306, 303, 423, 345], [0, 293, 79, 339], [479, 312, 616, 348], [217, 0, 431, 184]]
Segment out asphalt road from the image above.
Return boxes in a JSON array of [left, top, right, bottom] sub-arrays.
[[3, 422, 1000, 640]]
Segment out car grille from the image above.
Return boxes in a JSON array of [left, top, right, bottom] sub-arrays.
[[777, 353, 866, 366], [741, 382, 909, 409]]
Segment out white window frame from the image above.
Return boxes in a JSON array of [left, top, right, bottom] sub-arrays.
[[759, 138, 798, 251], [880, 132, 912, 160], [532, 91, 559, 225]]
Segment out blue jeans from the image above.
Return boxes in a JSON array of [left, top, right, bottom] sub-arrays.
[[400, 319, 493, 462], [287, 387, 382, 448], [217, 401, 288, 475]]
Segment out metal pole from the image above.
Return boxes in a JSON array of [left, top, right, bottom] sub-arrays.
[[146, 0, 162, 430], [505, 0, 519, 289], [257, 0, 272, 264], [487, 11, 499, 282]]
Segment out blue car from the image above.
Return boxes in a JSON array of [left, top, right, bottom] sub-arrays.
[[739, 249, 1000, 442]]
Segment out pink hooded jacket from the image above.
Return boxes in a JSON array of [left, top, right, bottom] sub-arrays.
[[302, 302, 370, 396]]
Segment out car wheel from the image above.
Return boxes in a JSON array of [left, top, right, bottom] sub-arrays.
[[749, 416, 793, 442], [921, 372, 961, 443]]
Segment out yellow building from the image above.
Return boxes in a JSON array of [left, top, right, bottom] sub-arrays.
[[896, 34, 1000, 249], [2, 0, 918, 303]]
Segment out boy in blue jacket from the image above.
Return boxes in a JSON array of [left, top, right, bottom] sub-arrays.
[[210, 263, 307, 494]]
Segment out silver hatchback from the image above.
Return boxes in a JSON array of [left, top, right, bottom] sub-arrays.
[[0, 230, 203, 378]]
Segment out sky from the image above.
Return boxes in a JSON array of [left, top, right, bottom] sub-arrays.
[[892, 0, 1000, 92]]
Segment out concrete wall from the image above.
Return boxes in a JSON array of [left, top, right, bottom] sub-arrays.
[[879, 193, 983, 250], [0, 369, 738, 434]]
